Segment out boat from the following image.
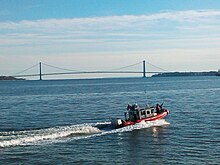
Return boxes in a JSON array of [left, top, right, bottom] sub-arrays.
[[111, 103, 169, 128]]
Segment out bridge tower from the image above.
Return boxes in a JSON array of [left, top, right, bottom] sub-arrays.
[[39, 62, 42, 80], [143, 60, 146, 78]]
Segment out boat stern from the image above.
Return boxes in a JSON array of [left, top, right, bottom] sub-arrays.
[[111, 118, 123, 128]]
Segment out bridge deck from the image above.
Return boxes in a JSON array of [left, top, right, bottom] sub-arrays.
[[14, 71, 164, 77]]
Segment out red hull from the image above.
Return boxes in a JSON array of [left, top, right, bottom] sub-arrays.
[[122, 109, 169, 127]]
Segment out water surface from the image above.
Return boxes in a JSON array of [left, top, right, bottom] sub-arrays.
[[0, 77, 220, 164]]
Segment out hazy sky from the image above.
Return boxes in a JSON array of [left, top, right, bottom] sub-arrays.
[[1, 0, 220, 78]]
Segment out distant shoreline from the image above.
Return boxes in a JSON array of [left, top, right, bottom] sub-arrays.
[[152, 71, 219, 77], [0, 76, 25, 80]]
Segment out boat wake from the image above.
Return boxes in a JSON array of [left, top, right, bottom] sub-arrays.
[[0, 120, 169, 148]]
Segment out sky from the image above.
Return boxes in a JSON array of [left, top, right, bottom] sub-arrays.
[[1, 0, 220, 79]]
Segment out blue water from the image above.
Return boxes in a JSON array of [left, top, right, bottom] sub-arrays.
[[0, 77, 220, 164]]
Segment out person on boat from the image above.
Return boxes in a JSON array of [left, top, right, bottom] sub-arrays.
[[130, 104, 136, 110], [127, 104, 132, 110], [128, 103, 140, 111], [135, 104, 140, 111], [156, 104, 161, 113]]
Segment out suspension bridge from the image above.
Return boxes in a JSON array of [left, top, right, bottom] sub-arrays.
[[12, 60, 168, 80]]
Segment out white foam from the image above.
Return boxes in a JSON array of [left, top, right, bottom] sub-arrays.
[[0, 120, 169, 148], [0, 124, 101, 148]]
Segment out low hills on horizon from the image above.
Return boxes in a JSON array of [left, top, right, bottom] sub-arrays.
[[0, 76, 25, 80], [152, 71, 220, 77]]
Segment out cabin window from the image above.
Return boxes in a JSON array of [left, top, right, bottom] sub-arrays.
[[141, 111, 146, 118], [151, 109, 154, 113], [147, 111, 150, 114]]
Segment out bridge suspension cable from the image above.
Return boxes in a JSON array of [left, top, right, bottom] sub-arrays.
[[12, 63, 39, 76], [145, 61, 168, 72], [42, 62, 83, 72], [108, 61, 142, 71]]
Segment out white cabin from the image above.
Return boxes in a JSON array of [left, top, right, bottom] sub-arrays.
[[125, 107, 157, 122]]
